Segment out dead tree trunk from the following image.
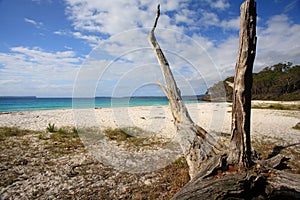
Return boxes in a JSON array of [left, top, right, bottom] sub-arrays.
[[148, 4, 222, 179], [227, 0, 257, 168], [147, 2, 300, 199]]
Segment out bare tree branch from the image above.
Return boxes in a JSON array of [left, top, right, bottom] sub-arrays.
[[148, 4, 222, 179]]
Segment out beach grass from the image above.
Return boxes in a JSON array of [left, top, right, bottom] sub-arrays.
[[104, 127, 168, 149], [104, 128, 133, 141], [46, 123, 56, 132], [0, 127, 37, 141]]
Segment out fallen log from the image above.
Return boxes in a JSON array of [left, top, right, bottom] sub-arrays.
[[172, 154, 300, 199]]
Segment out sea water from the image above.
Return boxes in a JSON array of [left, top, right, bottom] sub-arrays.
[[0, 96, 203, 112]]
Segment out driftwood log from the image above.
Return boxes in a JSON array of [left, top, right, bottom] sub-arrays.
[[149, 0, 300, 199], [171, 154, 300, 199], [148, 4, 223, 179]]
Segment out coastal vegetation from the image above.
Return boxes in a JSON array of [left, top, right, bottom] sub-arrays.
[[202, 62, 300, 102], [46, 123, 56, 133], [0, 126, 299, 198], [0, 127, 36, 141], [104, 127, 168, 149], [0, 126, 190, 199]]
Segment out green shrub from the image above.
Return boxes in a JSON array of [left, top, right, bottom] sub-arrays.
[[57, 128, 66, 134], [104, 127, 168, 149], [72, 127, 78, 134], [46, 123, 56, 133], [38, 133, 48, 140], [104, 128, 132, 142], [0, 127, 33, 140], [173, 157, 185, 169]]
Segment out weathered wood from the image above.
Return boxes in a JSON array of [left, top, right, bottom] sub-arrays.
[[172, 169, 300, 200], [148, 4, 193, 126], [172, 172, 249, 200], [266, 171, 300, 199], [227, 0, 257, 168], [148, 4, 222, 179], [145, 2, 300, 199], [258, 154, 290, 169]]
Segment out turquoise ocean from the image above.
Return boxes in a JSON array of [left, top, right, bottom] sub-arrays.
[[0, 96, 204, 112]]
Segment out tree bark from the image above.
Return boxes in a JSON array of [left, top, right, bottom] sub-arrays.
[[227, 0, 257, 168], [171, 168, 300, 200], [146, 2, 300, 199], [148, 4, 222, 179]]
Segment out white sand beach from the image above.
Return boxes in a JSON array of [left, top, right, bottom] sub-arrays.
[[0, 101, 299, 143], [1, 101, 299, 199]]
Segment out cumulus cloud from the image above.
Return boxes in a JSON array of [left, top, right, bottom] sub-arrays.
[[72, 32, 102, 45], [0, 47, 82, 96], [67, 0, 194, 34], [62, 0, 240, 96], [2, 0, 300, 97], [206, 0, 230, 10], [255, 14, 300, 71]]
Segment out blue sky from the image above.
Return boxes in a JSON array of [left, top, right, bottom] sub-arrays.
[[0, 0, 300, 97]]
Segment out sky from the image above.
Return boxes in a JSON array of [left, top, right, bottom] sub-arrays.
[[0, 0, 300, 97]]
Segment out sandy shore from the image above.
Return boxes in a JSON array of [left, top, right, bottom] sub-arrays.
[[1, 101, 299, 199], [0, 101, 299, 143]]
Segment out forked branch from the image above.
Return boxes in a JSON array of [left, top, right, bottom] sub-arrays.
[[148, 4, 222, 179]]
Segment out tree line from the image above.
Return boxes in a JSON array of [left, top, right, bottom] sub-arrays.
[[202, 62, 300, 101]]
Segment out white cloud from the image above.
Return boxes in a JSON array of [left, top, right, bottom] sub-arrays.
[[220, 17, 240, 30], [63, 0, 239, 52], [205, 0, 230, 10], [50, 0, 300, 96], [284, 0, 299, 13], [64, 0, 190, 35], [0, 47, 82, 97], [206, 14, 300, 77], [192, 10, 240, 31], [65, 0, 145, 34], [201, 12, 220, 27], [72, 32, 101, 45], [255, 14, 300, 71], [24, 17, 44, 28], [54, 29, 101, 46], [53, 30, 66, 35], [2, 0, 300, 97], [175, 9, 194, 24], [78, 28, 226, 96]]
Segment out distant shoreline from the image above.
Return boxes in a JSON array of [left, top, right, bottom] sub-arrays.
[[1, 97, 299, 113], [0, 96, 203, 112]]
